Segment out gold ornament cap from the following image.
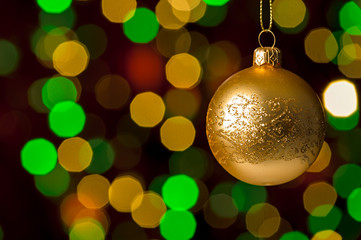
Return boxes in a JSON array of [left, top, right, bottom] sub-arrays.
[[253, 47, 281, 67]]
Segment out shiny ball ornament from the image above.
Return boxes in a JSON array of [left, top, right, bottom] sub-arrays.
[[206, 47, 325, 186]]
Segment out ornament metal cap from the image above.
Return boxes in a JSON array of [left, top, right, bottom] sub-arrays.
[[253, 47, 281, 67]]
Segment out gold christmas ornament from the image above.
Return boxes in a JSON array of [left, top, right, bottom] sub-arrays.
[[206, 0, 326, 186]]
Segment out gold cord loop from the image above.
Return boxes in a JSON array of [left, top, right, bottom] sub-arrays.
[[258, 29, 276, 48]]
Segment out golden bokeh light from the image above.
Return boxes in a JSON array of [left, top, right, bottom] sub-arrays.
[[131, 191, 167, 228], [307, 142, 331, 173], [95, 74, 131, 110], [273, 0, 306, 28], [69, 218, 105, 240], [160, 116, 196, 151], [156, 27, 191, 58], [102, 0, 137, 23], [109, 175, 144, 212], [338, 43, 361, 78], [168, 0, 200, 11], [77, 174, 110, 209], [61, 194, 87, 227], [311, 230, 342, 240], [156, 0, 187, 30], [166, 53, 202, 89], [53, 40, 90, 77], [58, 137, 93, 172], [172, 0, 207, 23], [130, 92, 165, 127], [323, 79, 358, 117], [303, 182, 337, 217], [246, 203, 281, 238], [164, 88, 201, 119], [304, 28, 338, 63], [75, 208, 110, 233]]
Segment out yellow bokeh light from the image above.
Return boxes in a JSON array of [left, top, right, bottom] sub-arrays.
[[273, 0, 306, 28], [164, 88, 201, 119], [69, 218, 105, 240], [338, 43, 361, 79], [160, 116, 196, 151], [246, 203, 281, 238], [77, 174, 110, 209], [172, 1, 206, 23], [131, 191, 167, 228], [156, 0, 187, 30], [109, 175, 144, 212], [58, 137, 93, 172], [323, 79, 358, 117], [102, 0, 136, 23], [130, 92, 165, 127], [307, 142, 331, 173], [166, 53, 202, 89], [311, 230, 342, 240], [75, 208, 110, 233], [304, 28, 338, 63], [53, 40, 90, 77], [303, 182, 337, 217], [156, 27, 191, 58], [168, 0, 200, 11]]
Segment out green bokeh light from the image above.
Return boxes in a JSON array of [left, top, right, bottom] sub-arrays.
[[333, 163, 361, 198], [21, 138, 57, 175], [77, 24, 107, 59], [0, 39, 19, 76], [236, 232, 260, 240], [337, 128, 361, 163], [86, 138, 114, 174], [280, 231, 309, 240], [327, 110, 359, 131], [347, 187, 361, 222], [232, 181, 267, 212], [69, 218, 105, 240], [197, 5, 228, 27], [37, 0, 72, 14], [160, 210, 197, 240], [42, 76, 78, 109], [162, 174, 199, 210], [339, 1, 361, 35], [203, 0, 230, 6], [308, 205, 343, 234], [169, 147, 209, 179], [49, 101, 86, 137], [123, 8, 159, 43], [34, 164, 70, 197], [149, 174, 169, 195], [209, 193, 238, 218], [39, 7, 75, 32]]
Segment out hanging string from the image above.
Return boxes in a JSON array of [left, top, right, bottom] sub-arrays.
[[260, 0, 273, 31]]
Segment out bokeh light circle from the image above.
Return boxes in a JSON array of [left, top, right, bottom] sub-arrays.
[[102, 0, 137, 23], [304, 28, 338, 63], [160, 210, 197, 240], [77, 174, 110, 209], [303, 182, 337, 217], [69, 218, 105, 240], [42, 76, 78, 109], [37, 0, 72, 14], [347, 187, 361, 222], [0, 39, 19, 76], [34, 164, 70, 197], [273, 0, 306, 29]]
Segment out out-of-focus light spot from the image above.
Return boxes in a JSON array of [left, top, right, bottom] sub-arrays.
[[42, 76, 78, 109], [53, 40, 89, 76], [312, 230, 342, 240], [39, 8, 75, 31], [102, 0, 136, 23], [76, 24, 107, 59], [347, 187, 361, 222], [333, 164, 361, 198], [125, 46, 164, 92], [209, 193, 238, 219], [338, 43, 361, 78], [165, 88, 201, 119], [28, 78, 50, 113], [271, 218, 295, 240], [130, 92, 165, 127], [75, 209, 110, 233], [149, 174, 170, 195], [131, 191, 167, 228], [303, 182, 337, 217], [232, 181, 267, 213], [21, 138, 57, 175], [69, 218, 105, 240], [323, 80, 357, 117], [95, 74, 131, 110], [0, 39, 19, 76], [156, 0, 187, 30], [304, 28, 338, 63], [160, 210, 196, 240], [49, 101, 86, 137], [58, 137, 92, 172], [172, 0, 207, 23], [273, 0, 306, 28], [337, 128, 361, 162], [77, 174, 110, 209], [188, 31, 210, 62], [307, 142, 331, 173], [111, 134, 142, 170], [169, 147, 210, 179], [168, 0, 200, 11], [246, 203, 281, 238], [327, 110, 359, 131], [111, 221, 147, 240], [203, 0, 229, 6], [339, 1, 361, 35], [197, 5, 228, 27], [37, 0, 72, 14], [280, 231, 309, 240], [166, 53, 202, 89], [109, 175, 144, 212], [156, 27, 191, 58], [160, 116, 196, 151], [308, 205, 343, 234], [61, 194, 87, 227], [190, 180, 209, 212], [34, 164, 70, 197], [162, 174, 199, 210], [86, 138, 114, 174], [123, 8, 159, 43]]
